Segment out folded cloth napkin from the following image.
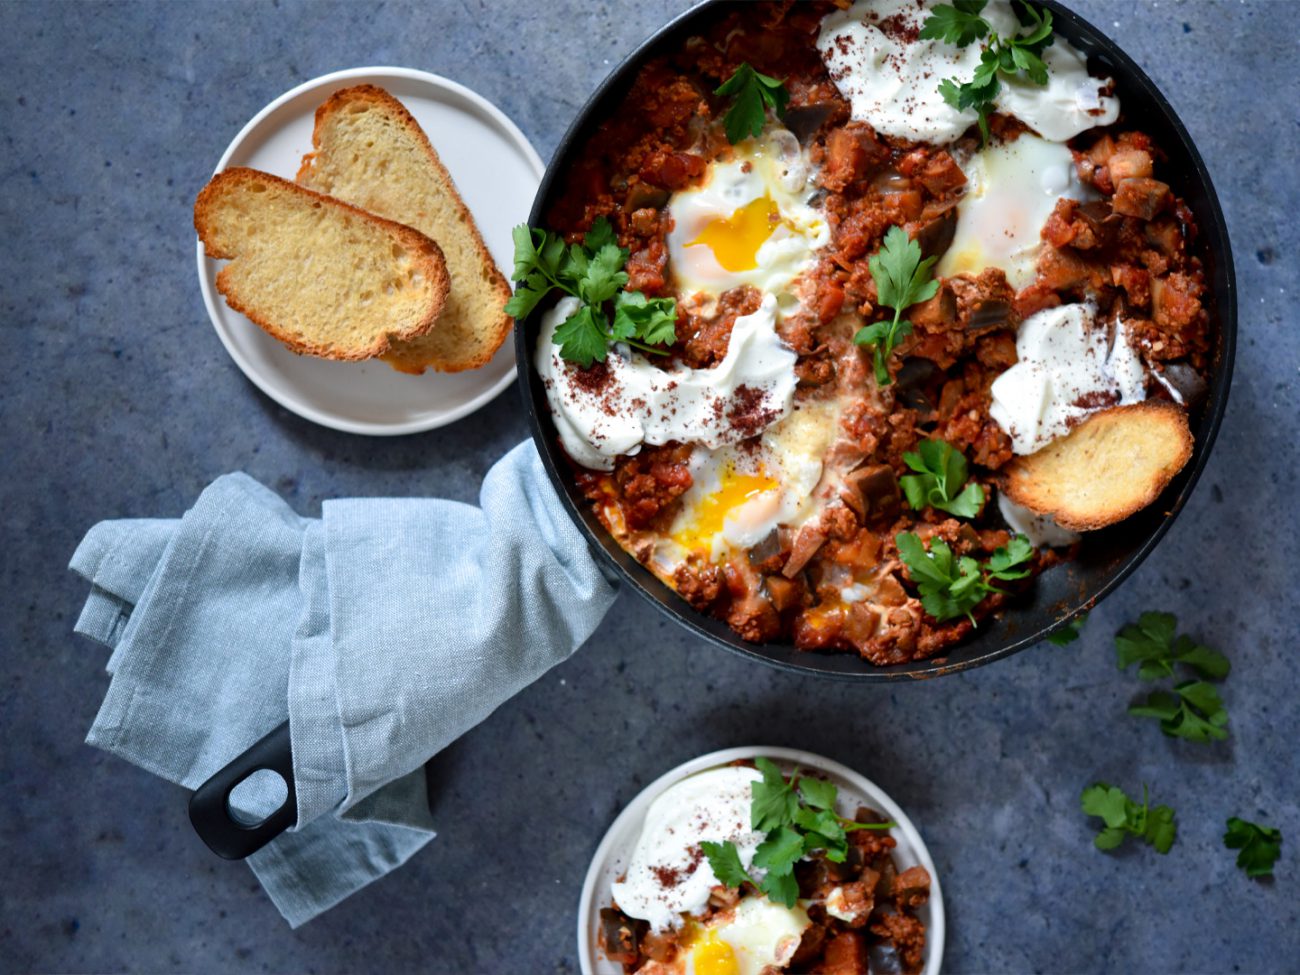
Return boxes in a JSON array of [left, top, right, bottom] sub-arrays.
[[69, 441, 618, 927]]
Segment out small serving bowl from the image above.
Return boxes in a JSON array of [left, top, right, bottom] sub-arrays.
[[577, 746, 945, 975]]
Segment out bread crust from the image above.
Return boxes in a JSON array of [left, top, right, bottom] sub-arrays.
[[195, 167, 450, 360], [297, 84, 513, 373], [1001, 400, 1194, 531]]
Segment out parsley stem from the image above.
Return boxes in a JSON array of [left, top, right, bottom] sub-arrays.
[[618, 337, 671, 356]]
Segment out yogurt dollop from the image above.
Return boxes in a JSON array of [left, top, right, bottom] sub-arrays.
[[610, 766, 764, 932], [535, 293, 797, 471], [817, 0, 1119, 144], [990, 302, 1147, 455]]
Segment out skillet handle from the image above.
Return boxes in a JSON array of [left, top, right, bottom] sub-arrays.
[[188, 720, 296, 860]]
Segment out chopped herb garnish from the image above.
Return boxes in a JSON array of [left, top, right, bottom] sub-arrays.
[[1046, 611, 1088, 646], [715, 62, 790, 144], [1116, 612, 1230, 743], [702, 757, 896, 908], [505, 216, 678, 367], [895, 531, 1034, 624], [854, 226, 939, 386], [919, 0, 1055, 144], [1224, 817, 1283, 878], [900, 439, 986, 517], [1080, 782, 1177, 854]]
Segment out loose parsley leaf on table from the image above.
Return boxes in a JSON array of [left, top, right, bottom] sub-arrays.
[[702, 758, 896, 908], [1115, 611, 1231, 742], [505, 216, 678, 367], [895, 532, 1034, 624], [854, 226, 939, 386], [1114, 611, 1230, 681], [1080, 782, 1177, 854], [715, 62, 790, 144], [1045, 611, 1088, 646], [1224, 817, 1283, 878], [900, 439, 986, 517], [919, 0, 1055, 144]]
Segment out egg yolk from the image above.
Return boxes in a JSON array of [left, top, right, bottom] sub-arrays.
[[690, 930, 739, 975], [672, 466, 779, 556], [688, 195, 782, 272]]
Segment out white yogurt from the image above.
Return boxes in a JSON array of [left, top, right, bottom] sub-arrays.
[[998, 493, 1080, 547], [989, 303, 1147, 455], [817, 0, 1119, 145], [535, 293, 797, 471], [610, 766, 764, 932]]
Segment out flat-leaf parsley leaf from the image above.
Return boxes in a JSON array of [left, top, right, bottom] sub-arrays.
[[900, 439, 986, 517], [920, 0, 1055, 144], [896, 531, 1034, 623], [505, 216, 678, 367], [1115, 612, 1231, 742], [854, 226, 939, 385], [702, 760, 896, 908], [1046, 611, 1088, 646], [1224, 817, 1283, 878], [715, 63, 790, 144], [1080, 782, 1177, 854]]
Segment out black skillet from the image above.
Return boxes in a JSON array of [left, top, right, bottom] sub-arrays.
[[190, 0, 1235, 858]]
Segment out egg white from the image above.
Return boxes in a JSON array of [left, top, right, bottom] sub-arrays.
[[667, 128, 829, 299], [685, 896, 812, 975], [937, 133, 1095, 290], [658, 399, 840, 569]]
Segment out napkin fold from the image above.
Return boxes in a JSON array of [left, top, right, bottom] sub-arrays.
[[69, 441, 618, 926]]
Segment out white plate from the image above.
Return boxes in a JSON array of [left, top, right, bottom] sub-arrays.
[[578, 746, 945, 975], [196, 67, 544, 436]]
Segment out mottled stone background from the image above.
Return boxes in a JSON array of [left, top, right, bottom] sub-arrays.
[[1, 1, 1295, 971]]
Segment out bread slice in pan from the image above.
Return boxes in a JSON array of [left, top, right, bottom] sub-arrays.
[[1001, 401, 1193, 531], [296, 84, 513, 374], [195, 167, 450, 360]]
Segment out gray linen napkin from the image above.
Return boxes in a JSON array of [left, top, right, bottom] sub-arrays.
[[69, 441, 617, 926]]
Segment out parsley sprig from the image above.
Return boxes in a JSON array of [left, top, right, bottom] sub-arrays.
[[700, 758, 895, 909], [1224, 817, 1283, 878], [1116, 612, 1231, 743], [895, 532, 1034, 624], [1046, 611, 1088, 646], [504, 217, 678, 367], [715, 63, 790, 144], [853, 226, 938, 386], [1080, 783, 1177, 854], [919, 0, 1055, 144], [900, 439, 985, 517]]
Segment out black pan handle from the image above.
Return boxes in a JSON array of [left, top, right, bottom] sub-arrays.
[[188, 720, 296, 860]]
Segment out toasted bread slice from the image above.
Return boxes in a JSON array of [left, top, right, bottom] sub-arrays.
[[195, 168, 449, 360], [1002, 401, 1193, 531], [296, 85, 513, 373]]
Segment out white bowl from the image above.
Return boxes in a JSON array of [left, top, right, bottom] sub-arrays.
[[196, 66, 544, 436], [577, 746, 945, 975]]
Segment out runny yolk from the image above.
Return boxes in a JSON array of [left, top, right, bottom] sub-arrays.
[[689, 930, 739, 975], [688, 195, 782, 272], [671, 465, 779, 556]]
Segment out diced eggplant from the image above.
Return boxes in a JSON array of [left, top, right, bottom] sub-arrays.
[[597, 907, 645, 966], [841, 465, 901, 519]]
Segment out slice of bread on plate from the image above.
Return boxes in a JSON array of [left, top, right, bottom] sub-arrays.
[[296, 84, 513, 374], [195, 167, 450, 360], [1002, 401, 1193, 531]]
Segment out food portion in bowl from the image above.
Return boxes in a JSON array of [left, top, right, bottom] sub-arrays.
[[525, 0, 1214, 664], [596, 758, 932, 975]]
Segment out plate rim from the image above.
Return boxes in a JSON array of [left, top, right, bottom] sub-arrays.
[[576, 745, 946, 975], [195, 65, 544, 436]]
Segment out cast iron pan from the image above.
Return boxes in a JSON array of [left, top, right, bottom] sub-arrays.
[[190, 0, 1234, 858]]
